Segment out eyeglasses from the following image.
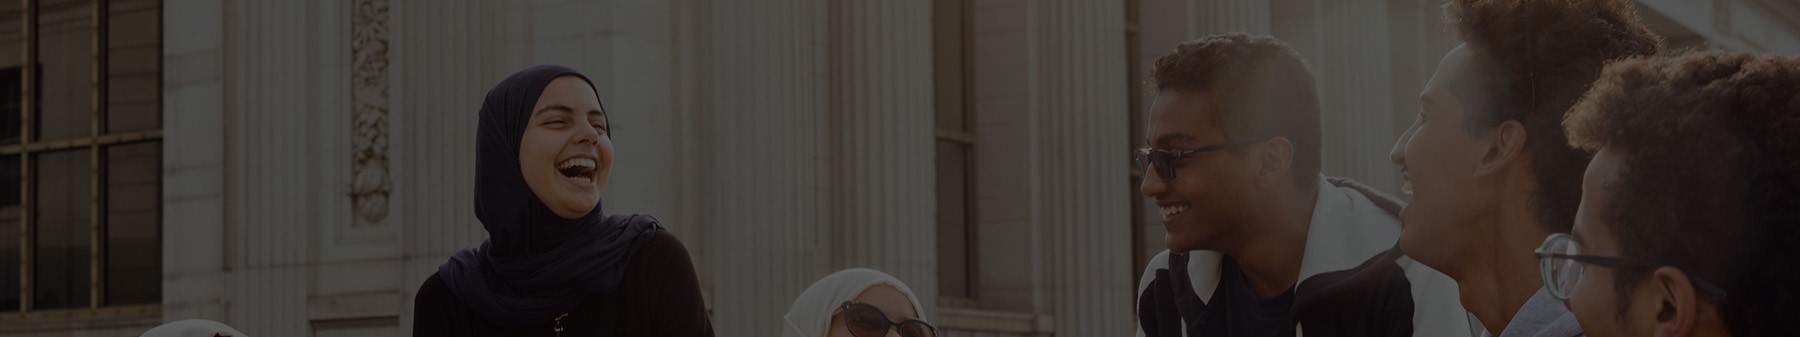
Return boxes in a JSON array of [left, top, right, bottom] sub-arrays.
[[1134, 138, 1269, 182], [1535, 233, 1728, 301], [840, 301, 938, 337]]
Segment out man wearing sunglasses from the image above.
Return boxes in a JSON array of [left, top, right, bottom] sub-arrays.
[[1544, 51, 1800, 337], [1387, 1, 1661, 336], [1133, 33, 1468, 337]]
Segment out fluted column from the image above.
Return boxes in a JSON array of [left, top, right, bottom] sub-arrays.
[[1189, 0, 1270, 36], [391, 1, 504, 336], [695, 0, 832, 335], [1385, 0, 1455, 194], [392, 0, 496, 279], [221, 2, 312, 335], [827, 1, 938, 314], [1028, 1, 1135, 335], [1316, 0, 1399, 191], [162, 0, 229, 323]]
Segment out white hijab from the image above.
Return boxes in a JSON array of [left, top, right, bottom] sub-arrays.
[[139, 319, 249, 337], [783, 268, 927, 337]]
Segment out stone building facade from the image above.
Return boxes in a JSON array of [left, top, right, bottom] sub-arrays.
[[1, 0, 1795, 336]]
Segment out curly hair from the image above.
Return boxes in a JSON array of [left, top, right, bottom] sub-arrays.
[[1444, 0, 1663, 234], [1565, 51, 1800, 336], [1150, 33, 1321, 190]]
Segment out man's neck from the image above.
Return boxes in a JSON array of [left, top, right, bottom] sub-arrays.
[[1452, 199, 1552, 335], [1222, 187, 1319, 298]]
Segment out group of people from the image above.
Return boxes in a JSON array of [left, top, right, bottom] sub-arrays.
[[1135, 0, 1797, 337], [365, 0, 1796, 336]]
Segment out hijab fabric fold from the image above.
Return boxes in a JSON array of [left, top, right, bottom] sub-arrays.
[[437, 64, 660, 329], [783, 268, 927, 337]]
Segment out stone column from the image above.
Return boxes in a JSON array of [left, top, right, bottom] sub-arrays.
[[220, 1, 313, 335], [692, 0, 833, 335], [390, 1, 506, 336], [826, 0, 939, 314], [162, 0, 228, 324], [1316, 0, 1399, 192], [1027, 0, 1136, 335], [1189, 0, 1271, 36]]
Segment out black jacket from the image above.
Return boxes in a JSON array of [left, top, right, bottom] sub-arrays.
[[1136, 177, 1470, 337], [413, 230, 715, 337]]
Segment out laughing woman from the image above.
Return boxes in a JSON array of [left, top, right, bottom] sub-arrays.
[[412, 65, 714, 337]]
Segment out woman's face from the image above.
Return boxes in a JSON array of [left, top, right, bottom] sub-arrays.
[[519, 76, 612, 219], [826, 285, 919, 337]]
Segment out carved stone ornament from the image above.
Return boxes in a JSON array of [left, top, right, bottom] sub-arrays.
[[350, 0, 391, 226]]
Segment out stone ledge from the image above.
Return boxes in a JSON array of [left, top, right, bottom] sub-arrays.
[[936, 307, 1052, 334], [307, 292, 402, 322], [0, 307, 160, 335]]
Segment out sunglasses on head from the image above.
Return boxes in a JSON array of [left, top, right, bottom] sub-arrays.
[[840, 301, 937, 337]]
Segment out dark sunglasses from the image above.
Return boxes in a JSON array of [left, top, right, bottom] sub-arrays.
[[1133, 138, 1270, 182], [840, 301, 937, 337]]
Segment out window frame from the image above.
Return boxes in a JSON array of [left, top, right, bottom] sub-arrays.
[[932, 0, 979, 309], [1124, 0, 1159, 286], [2, 0, 164, 319]]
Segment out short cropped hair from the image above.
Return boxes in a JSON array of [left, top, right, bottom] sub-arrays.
[[1151, 33, 1321, 190]]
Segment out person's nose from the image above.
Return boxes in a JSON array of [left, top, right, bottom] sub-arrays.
[[574, 122, 601, 146], [1141, 167, 1168, 198], [1390, 125, 1414, 167]]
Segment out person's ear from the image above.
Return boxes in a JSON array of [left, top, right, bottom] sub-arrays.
[[1475, 120, 1527, 176], [1648, 266, 1699, 337], [1255, 137, 1295, 188]]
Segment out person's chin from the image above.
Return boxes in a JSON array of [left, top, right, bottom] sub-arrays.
[[555, 206, 596, 219], [1164, 232, 1207, 253], [1395, 208, 1429, 252], [566, 197, 599, 213], [556, 183, 599, 199], [1395, 231, 1424, 255], [1165, 239, 1197, 253], [549, 194, 599, 216], [1397, 205, 1415, 229]]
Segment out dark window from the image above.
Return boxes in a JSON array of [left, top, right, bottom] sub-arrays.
[[3, 0, 163, 314], [932, 0, 978, 305]]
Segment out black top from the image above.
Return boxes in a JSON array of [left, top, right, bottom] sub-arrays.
[[414, 230, 714, 337], [1212, 257, 1298, 337], [1137, 249, 1416, 337], [1139, 178, 1422, 337]]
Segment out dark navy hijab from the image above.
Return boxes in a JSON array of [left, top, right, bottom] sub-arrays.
[[438, 64, 661, 328]]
